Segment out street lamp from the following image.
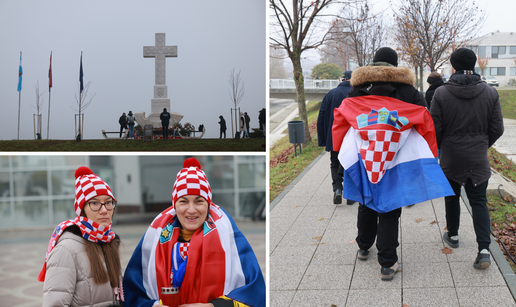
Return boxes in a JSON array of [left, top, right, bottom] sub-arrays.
[[342, 27, 351, 71]]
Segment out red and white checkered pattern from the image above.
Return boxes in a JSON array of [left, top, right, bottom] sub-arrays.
[[172, 159, 212, 206], [359, 130, 401, 183], [179, 242, 189, 260], [74, 167, 116, 216]]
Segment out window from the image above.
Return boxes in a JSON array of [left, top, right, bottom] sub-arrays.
[[492, 46, 506, 58], [490, 67, 506, 76], [511, 67, 516, 76], [511, 46, 516, 54], [478, 46, 486, 58]]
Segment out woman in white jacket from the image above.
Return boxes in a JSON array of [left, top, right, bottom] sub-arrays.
[[38, 166, 123, 307]]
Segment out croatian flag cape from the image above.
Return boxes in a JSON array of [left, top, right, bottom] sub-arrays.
[[123, 203, 265, 307], [332, 95, 454, 213]]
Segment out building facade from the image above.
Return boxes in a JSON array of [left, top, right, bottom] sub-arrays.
[[0, 155, 265, 229], [467, 31, 516, 87]]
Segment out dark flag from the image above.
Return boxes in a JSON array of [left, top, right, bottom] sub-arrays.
[[49, 52, 52, 91], [79, 53, 84, 93]]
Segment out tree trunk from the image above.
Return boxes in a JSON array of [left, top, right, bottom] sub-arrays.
[[292, 53, 311, 142], [419, 65, 424, 93]]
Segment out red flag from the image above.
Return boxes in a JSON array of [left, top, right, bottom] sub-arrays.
[[48, 52, 52, 91]]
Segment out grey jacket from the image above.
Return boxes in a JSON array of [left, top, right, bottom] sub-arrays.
[[430, 73, 504, 186], [42, 231, 117, 307]]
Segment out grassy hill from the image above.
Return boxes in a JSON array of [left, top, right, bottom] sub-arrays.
[[0, 138, 266, 152]]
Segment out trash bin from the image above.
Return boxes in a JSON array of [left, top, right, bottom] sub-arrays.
[[144, 124, 153, 142], [288, 120, 305, 156], [288, 120, 305, 144]]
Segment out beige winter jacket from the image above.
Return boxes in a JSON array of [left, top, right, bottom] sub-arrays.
[[42, 231, 117, 307]]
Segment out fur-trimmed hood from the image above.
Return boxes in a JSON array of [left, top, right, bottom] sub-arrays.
[[350, 66, 416, 87]]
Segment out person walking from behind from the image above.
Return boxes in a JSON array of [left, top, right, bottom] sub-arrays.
[[425, 72, 445, 110], [335, 47, 428, 281], [119, 112, 127, 138], [39, 166, 123, 306], [430, 48, 504, 269], [219, 115, 227, 138], [160, 108, 171, 140], [127, 110, 136, 139], [244, 112, 251, 138], [317, 71, 354, 205]]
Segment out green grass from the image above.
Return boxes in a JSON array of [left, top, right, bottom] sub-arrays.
[[0, 138, 266, 152], [498, 90, 516, 119], [270, 101, 324, 200]]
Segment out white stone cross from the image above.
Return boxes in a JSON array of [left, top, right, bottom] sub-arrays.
[[143, 33, 177, 86]]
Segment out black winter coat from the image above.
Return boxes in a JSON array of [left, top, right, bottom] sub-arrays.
[[430, 73, 504, 186], [317, 81, 352, 151], [425, 79, 444, 110]]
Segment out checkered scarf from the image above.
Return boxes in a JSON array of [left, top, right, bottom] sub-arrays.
[[172, 158, 212, 205], [37, 166, 117, 282]]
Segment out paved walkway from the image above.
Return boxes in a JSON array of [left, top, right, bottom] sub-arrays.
[[0, 219, 265, 307], [270, 121, 516, 306]]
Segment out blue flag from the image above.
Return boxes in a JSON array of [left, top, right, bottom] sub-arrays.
[[17, 53, 22, 92], [79, 53, 84, 93]]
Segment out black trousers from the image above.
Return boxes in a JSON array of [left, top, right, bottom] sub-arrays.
[[445, 178, 491, 251], [220, 130, 226, 138], [356, 204, 401, 268], [162, 123, 169, 139], [330, 151, 343, 191], [119, 125, 125, 138]]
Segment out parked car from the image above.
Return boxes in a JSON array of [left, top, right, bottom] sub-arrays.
[[481, 76, 499, 87]]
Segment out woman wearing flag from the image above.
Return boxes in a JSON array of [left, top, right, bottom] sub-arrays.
[[123, 158, 265, 307], [39, 166, 124, 307], [332, 47, 453, 281]]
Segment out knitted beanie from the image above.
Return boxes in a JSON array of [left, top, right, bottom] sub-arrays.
[[172, 158, 212, 206], [450, 48, 476, 71], [74, 166, 116, 216], [373, 47, 398, 67]]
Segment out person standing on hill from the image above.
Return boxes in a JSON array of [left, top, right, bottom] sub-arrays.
[[218, 115, 227, 139], [118, 112, 127, 138], [160, 108, 171, 139]]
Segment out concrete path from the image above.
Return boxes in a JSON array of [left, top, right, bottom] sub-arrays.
[[0, 219, 265, 307], [270, 117, 516, 306]]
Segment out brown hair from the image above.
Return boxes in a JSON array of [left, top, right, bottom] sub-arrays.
[[85, 238, 121, 287], [428, 71, 442, 79], [81, 211, 122, 288]]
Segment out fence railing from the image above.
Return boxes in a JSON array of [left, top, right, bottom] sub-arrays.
[[270, 79, 339, 90]]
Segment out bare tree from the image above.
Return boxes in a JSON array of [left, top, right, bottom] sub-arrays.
[[270, 46, 288, 79], [477, 56, 489, 76], [30, 81, 45, 139], [71, 81, 95, 141], [393, 0, 485, 74], [321, 1, 386, 69], [228, 68, 245, 138], [270, 0, 353, 142]]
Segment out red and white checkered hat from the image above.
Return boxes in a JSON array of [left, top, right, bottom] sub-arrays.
[[172, 158, 212, 206], [74, 166, 116, 216]]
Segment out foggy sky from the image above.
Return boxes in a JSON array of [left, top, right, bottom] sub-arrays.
[[0, 0, 265, 140]]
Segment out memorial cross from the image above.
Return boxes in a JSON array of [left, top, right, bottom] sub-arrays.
[[143, 33, 177, 86]]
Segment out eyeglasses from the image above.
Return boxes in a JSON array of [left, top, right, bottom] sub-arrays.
[[86, 200, 116, 212]]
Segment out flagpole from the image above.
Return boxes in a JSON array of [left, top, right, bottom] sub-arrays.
[[47, 51, 52, 139], [17, 91, 21, 140]]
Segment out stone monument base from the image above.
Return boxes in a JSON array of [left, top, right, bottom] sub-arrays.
[[134, 111, 183, 128]]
